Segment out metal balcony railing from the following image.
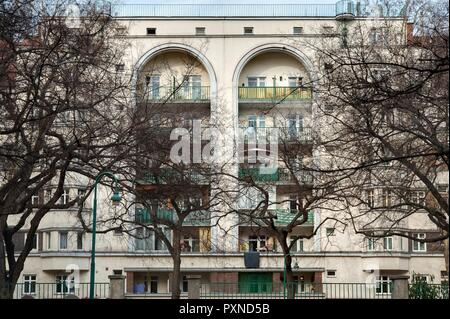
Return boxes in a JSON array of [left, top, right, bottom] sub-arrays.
[[135, 208, 210, 226], [239, 127, 312, 143], [238, 87, 312, 102], [138, 168, 208, 185], [239, 209, 314, 226], [145, 86, 210, 102], [239, 167, 313, 184]]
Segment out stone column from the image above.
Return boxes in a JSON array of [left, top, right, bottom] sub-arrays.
[[109, 275, 126, 299], [125, 272, 134, 294], [187, 275, 202, 299], [313, 271, 323, 293], [391, 275, 410, 299]]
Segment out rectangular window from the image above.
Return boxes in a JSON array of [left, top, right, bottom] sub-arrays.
[[366, 189, 375, 207], [383, 237, 393, 251], [23, 275, 36, 295], [293, 27, 303, 34], [244, 27, 254, 34], [289, 195, 298, 211], [413, 233, 427, 252], [27, 233, 38, 250], [182, 235, 200, 252], [326, 228, 335, 236], [367, 238, 376, 251], [146, 28, 156, 35], [76, 232, 83, 250], [115, 64, 125, 72], [370, 28, 387, 44], [380, 189, 393, 207], [413, 274, 430, 283], [60, 188, 70, 205], [182, 75, 202, 99], [248, 235, 267, 252], [150, 276, 158, 293], [376, 276, 392, 294], [288, 77, 303, 87], [135, 227, 153, 251], [146, 75, 160, 100], [31, 194, 39, 206], [322, 26, 334, 33], [114, 227, 123, 236], [195, 27, 206, 35], [181, 275, 188, 293], [76, 189, 86, 207], [326, 270, 336, 278], [247, 77, 266, 87], [59, 231, 68, 250], [56, 275, 75, 294], [290, 236, 304, 252], [47, 232, 51, 250], [410, 191, 426, 205]]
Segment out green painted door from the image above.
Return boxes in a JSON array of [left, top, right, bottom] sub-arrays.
[[239, 273, 272, 293]]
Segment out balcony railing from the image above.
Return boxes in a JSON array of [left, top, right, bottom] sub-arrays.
[[239, 168, 313, 184], [138, 168, 208, 185], [239, 209, 314, 226], [238, 87, 312, 102], [135, 208, 174, 223], [239, 127, 312, 143], [145, 86, 210, 102], [135, 208, 210, 226]]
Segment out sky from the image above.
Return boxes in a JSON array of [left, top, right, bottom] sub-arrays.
[[118, 0, 338, 4]]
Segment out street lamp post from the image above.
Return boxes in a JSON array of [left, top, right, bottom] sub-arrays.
[[89, 171, 121, 299]]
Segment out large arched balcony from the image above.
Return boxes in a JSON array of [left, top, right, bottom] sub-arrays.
[[236, 50, 314, 149], [237, 51, 312, 104], [136, 50, 211, 105]]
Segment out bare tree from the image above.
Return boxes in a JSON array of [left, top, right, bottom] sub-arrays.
[[234, 121, 348, 298], [305, 0, 449, 274], [0, 0, 131, 298]]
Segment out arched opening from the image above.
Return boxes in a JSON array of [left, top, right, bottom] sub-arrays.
[[136, 50, 211, 104], [238, 51, 312, 103]]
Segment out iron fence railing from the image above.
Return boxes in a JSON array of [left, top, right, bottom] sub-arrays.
[[239, 127, 313, 143], [12, 283, 109, 299], [145, 86, 210, 101], [238, 209, 314, 227], [238, 167, 313, 184], [200, 282, 393, 299], [239, 87, 312, 101], [135, 208, 210, 226]]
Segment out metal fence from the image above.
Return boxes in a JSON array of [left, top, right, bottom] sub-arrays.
[[200, 282, 393, 299], [238, 87, 312, 101], [145, 86, 210, 101], [12, 283, 110, 299]]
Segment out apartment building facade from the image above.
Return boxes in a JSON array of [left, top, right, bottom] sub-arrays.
[[11, 1, 448, 298]]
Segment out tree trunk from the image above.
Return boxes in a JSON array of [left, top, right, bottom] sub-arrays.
[[0, 225, 15, 299], [280, 239, 296, 299], [170, 230, 182, 299]]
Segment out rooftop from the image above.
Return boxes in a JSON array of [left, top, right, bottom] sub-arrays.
[[112, 0, 404, 18]]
